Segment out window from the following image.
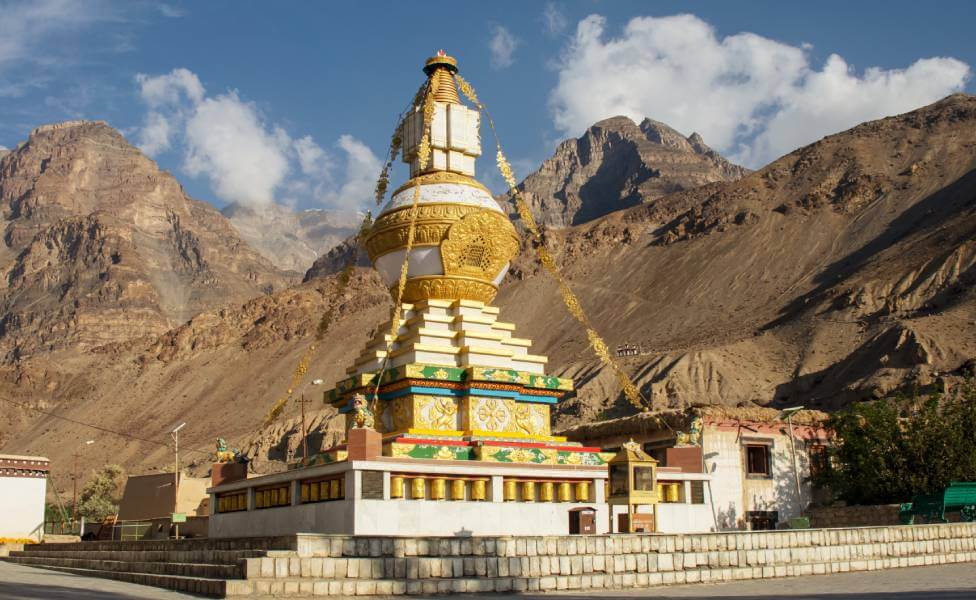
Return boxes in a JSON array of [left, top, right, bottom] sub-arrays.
[[610, 464, 629, 496], [745, 444, 771, 477], [632, 466, 655, 492], [808, 444, 828, 478], [689, 480, 705, 504]]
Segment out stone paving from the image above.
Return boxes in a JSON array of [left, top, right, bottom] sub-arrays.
[[2, 560, 976, 599]]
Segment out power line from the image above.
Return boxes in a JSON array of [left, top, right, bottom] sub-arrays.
[[1, 397, 212, 458]]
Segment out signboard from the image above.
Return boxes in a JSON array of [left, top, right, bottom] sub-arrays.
[[171, 512, 187, 523]]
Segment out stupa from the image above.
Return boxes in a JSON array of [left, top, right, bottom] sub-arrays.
[[208, 53, 611, 537], [320, 52, 606, 468]]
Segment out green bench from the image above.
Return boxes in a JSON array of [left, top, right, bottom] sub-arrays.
[[899, 481, 976, 524]]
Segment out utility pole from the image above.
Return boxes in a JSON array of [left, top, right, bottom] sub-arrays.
[[296, 394, 311, 464], [71, 452, 81, 522], [170, 423, 186, 539], [71, 440, 95, 524], [780, 406, 805, 512]]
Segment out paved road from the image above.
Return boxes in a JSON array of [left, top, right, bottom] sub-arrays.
[[1, 561, 975, 599], [0, 561, 195, 599]]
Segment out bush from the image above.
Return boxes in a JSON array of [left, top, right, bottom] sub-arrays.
[[76, 464, 125, 521], [818, 383, 976, 505]]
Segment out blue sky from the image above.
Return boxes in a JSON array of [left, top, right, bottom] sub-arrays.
[[1, 1, 973, 213]]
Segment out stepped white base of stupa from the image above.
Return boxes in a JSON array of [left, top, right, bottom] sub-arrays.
[[209, 457, 609, 538]]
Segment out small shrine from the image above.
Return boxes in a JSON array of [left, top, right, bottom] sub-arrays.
[[607, 440, 659, 533]]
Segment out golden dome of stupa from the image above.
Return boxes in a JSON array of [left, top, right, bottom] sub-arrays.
[[365, 52, 519, 305]]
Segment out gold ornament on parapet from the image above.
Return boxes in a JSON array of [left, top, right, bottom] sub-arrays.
[[398, 276, 498, 304]]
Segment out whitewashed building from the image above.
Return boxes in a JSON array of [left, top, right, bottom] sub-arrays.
[[563, 406, 830, 532], [0, 454, 49, 541]]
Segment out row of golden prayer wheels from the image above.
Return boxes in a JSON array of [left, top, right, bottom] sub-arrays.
[[390, 476, 592, 503]]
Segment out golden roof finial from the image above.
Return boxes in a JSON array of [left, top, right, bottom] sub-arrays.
[[424, 51, 460, 104]]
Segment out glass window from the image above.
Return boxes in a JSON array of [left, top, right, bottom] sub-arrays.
[[610, 464, 629, 496], [809, 444, 828, 478], [746, 444, 771, 477], [632, 466, 655, 491]]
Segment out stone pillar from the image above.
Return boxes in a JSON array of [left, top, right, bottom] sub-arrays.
[[346, 427, 382, 460], [594, 478, 606, 503], [291, 480, 301, 506], [490, 476, 504, 503]]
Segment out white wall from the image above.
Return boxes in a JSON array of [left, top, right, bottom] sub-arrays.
[[0, 476, 47, 541], [703, 427, 814, 530]]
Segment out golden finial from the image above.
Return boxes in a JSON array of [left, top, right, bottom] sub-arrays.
[[424, 50, 460, 104]]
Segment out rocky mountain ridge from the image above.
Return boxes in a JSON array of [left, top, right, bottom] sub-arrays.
[[222, 202, 359, 274], [497, 116, 747, 227], [0, 120, 296, 360]]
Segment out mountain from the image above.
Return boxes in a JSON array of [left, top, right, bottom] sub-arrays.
[[222, 202, 359, 273], [3, 98, 976, 486], [498, 94, 976, 427], [0, 120, 295, 360], [498, 116, 747, 228]]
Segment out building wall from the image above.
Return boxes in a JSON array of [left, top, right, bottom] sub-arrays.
[[704, 425, 817, 530], [0, 476, 46, 541], [209, 460, 610, 538]]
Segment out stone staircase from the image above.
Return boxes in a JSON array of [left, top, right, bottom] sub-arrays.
[[2, 536, 296, 597], [3, 525, 976, 597]]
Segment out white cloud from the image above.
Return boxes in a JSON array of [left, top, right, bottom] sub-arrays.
[[182, 93, 291, 208], [136, 68, 204, 107], [134, 68, 380, 212], [550, 14, 970, 167], [489, 25, 518, 70], [542, 2, 567, 37]]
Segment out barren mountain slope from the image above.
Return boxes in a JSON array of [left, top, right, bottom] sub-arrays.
[[497, 116, 747, 227], [3, 97, 976, 485], [497, 94, 976, 426], [222, 202, 358, 273], [0, 121, 296, 360], [0, 268, 391, 490]]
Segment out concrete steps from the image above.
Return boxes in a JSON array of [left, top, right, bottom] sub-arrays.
[[5, 555, 241, 579], [11, 564, 231, 597]]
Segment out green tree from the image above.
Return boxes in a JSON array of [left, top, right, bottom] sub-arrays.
[[819, 383, 976, 505], [76, 464, 125, 521]]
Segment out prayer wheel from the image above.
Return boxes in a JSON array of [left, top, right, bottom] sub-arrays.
[[503, 480, 517, 501], [666, 483, 680, 503], [301, 483, 309, 503], [263, 489, 272, 507], [471, 479, 487, 501], [239, 494, 246, 510], [431, 478, 447, 500], [411, 477, 426, 499], [540, 482, 554, 502], [450, 479, 466, 500], [391, 476, 404, 499], [522, 481, 536, 502], [255, 493, 264, 509], [656, 483, 665, 502], [310, 482, 320, 502], [270, 488, 279, 505], [574, 481, 590, 502], [338, 478, 345, 499], [319, 481, 329, 500], [557, 482, 571, 503], [330, 479, 341, 500]]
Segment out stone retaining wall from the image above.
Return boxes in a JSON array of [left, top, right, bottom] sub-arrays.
[[5, 524, 976, 597], [236, 524, 976, 596]]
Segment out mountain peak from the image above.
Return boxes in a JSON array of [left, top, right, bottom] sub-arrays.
[[498, 116, 748, 227]]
